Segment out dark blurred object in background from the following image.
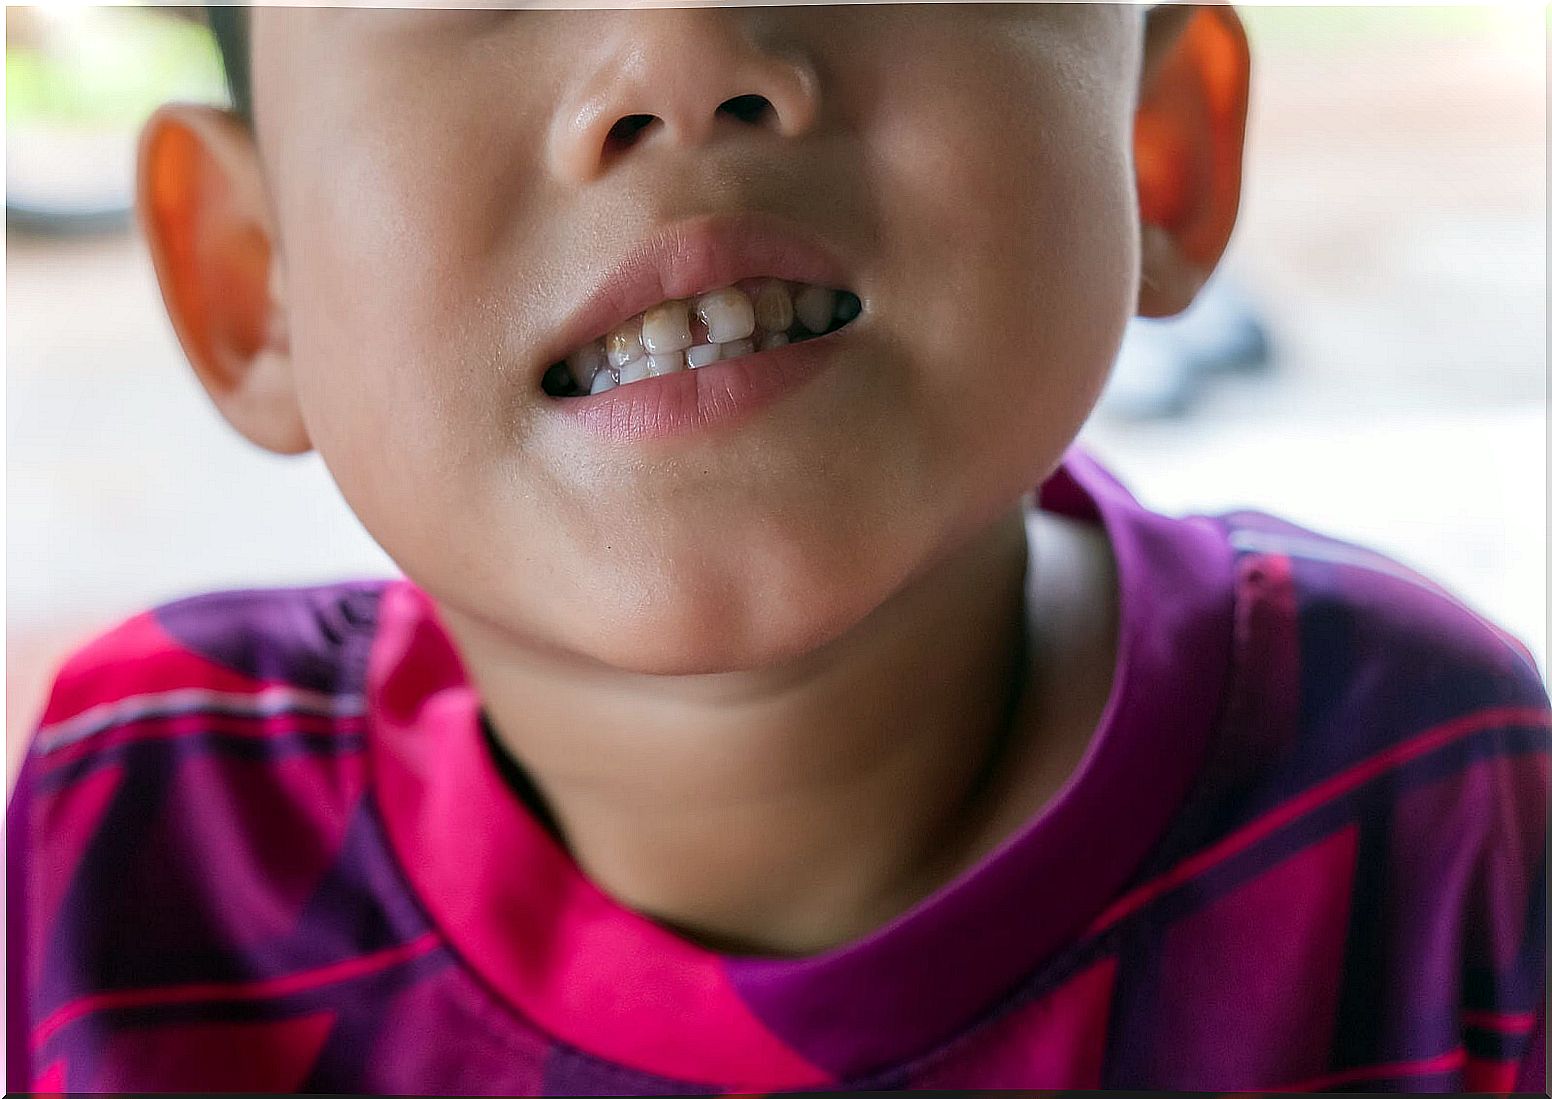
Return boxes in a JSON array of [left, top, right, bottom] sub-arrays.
[[1098, 274, 1275, 421]]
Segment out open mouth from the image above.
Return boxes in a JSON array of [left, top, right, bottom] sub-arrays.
[[541, 279, 862, 398]]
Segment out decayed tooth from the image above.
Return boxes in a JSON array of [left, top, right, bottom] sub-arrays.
[[567, 341, 607, 388], [694, 288, 756, 344], [686, 344, 721, 369], [757, 331, 789, 351], [647, 352, 685, 376], [618, 357, 651, 384], [721, 338, 755, 360], [794, 286, 836, 334], [641, 300, 692, 354], [607, 320, 646, 368], [835, 292, 861, 323], [590, 368, 619, 395], [752, 281, 794, 333]]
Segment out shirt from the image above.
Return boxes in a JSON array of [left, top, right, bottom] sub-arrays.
[[8, 443, 1547, 1093]]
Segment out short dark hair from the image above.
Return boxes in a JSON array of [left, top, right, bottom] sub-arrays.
[[206, 6, 252, 125]]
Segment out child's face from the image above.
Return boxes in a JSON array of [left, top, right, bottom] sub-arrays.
[[248, 5, 1145, 672]]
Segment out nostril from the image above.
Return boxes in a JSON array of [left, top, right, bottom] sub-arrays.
[[718, 94, 774, 126], [605, 113, 658, 153]]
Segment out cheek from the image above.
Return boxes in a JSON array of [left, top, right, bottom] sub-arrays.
[[272, 119, 551, 546], [864, 55, 1138, 485]]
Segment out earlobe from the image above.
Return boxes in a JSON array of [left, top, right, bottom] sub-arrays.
[[135, 103, 311, 455], [1132, 5, 1251, 318], [1138, 221, 1203, 318]]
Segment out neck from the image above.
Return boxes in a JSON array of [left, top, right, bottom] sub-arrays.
[[439, 503, 1035, 957]]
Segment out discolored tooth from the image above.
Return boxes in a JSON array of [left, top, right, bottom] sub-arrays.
[[590, 368, 619, 395], [757, 331, 789, 351], [607, 319, 646, 368], [641, 300, 692, 354], [721, 338, 755, 360], [694, 287, 756, 344], [647, 352, 685, 376], [835, 292, 861, 323], [794, 286, 836, 334], [567, 341, 607, 389], [618, 357, 650, 384], [686, 344, 721, 369], [752, 281, 794, 333]]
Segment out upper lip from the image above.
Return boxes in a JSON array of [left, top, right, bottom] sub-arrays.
[[537, 211, 855, 377]]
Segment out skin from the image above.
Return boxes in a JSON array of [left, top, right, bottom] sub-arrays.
[[137, 3, 1249, 956]]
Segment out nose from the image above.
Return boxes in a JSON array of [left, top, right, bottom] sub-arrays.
[[548, 9, 821, 183]]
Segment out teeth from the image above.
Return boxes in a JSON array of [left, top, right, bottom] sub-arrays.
[[607, 320, 646, 369], [686, 343, 721, 369], [567, 341, 607, 389], [753, 281, 794, 333], [618, 356, 651, 385], [647, 351, 685, 376], [641, 300, 692, 355], [694, 287, 756, 344], [794, 286, 835, 334], [556, 281, 861, 397]]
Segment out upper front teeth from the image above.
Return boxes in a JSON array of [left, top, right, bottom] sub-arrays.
[[553, 279, 857, 398], [695, 288, 756, 344], [641, 301, 692, 355]]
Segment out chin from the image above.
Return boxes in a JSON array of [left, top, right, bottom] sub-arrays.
[[567, 568, 888, 677]]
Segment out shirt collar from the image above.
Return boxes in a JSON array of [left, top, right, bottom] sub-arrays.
[[366, 443, 1236, 1085]]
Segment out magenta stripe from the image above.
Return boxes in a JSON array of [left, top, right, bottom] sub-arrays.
[[1087, 705, 1552, 936], [1273, 1046, 1466, 1091], [1461, 1008, 1537, 1034], [38, 711, 366, 773], [7, 764, 35, 1092], [32, 932, 440, 1048]]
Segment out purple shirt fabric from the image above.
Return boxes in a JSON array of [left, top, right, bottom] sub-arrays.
[[7, 443, 1547, 1093]]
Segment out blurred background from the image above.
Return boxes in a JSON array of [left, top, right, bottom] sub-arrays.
[[7, 5, 1547, 778]]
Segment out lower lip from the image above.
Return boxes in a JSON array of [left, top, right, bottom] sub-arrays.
[[554, 329, 847, 443]]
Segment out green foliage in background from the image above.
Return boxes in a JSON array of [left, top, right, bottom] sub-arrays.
[[1240, 5, 1508, 49], [7, 10, 227, 128]]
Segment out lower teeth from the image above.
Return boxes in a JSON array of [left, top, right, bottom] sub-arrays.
[[546, 289, 860, 398]]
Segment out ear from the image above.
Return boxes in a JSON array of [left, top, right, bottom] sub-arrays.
[[135, 103, 311, 455], [1132, 4, 1251, 318]]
